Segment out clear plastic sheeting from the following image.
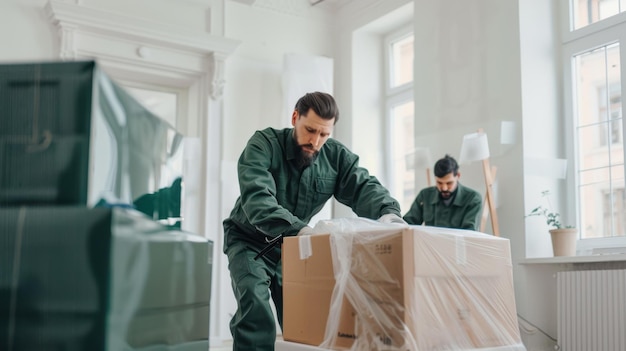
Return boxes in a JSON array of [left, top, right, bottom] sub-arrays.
[[108, 209, 212, 350], [285, 218, 525, 351], [0, 61, 185, 227], [0, 207, 212, 351]]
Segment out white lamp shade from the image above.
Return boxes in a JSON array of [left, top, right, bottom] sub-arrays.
[[459, 131, 490, 164]]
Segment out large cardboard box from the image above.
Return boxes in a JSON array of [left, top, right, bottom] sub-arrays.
[[282, 219, 524, 351]]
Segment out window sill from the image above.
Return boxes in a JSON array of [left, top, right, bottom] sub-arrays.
[[517, 252, 626, 265]]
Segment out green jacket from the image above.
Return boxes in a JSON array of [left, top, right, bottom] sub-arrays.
[[223, 127, 402, 250], [403, 183, 482, 230]]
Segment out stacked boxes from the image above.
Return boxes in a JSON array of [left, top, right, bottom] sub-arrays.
[[282, 218, 525, 351], [0, 61, 207, 350]]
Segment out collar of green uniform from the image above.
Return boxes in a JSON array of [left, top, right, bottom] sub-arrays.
[[285, 128, 298, 161]]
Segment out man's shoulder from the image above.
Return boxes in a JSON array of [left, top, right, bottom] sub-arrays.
[[320, 138, 354, 158], [323, 137, 348, 149], [255, 127, 288, 137], [250, 127, 290, 143], [458, 183, 482, 203], [418, 186, 439, 198]]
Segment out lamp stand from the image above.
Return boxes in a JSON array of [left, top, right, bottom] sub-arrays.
[[481, 159, 500, 236]]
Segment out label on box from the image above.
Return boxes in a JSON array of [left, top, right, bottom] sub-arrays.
[[299, 235, 313, 260]]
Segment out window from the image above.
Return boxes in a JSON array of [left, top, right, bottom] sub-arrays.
[[602, 188, 626, 236], [125, 86, 181, 129], [390, 99, 415, 210], [572, 0, 626, 30], [385, 27, 415, 211], [573, 43, 625, 239], [596, 84, 622, 146], [390, 34, 414, 88], [564, 2, 626, 250]]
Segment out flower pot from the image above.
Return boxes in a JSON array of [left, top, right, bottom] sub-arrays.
[[549, 228, 577, 256]]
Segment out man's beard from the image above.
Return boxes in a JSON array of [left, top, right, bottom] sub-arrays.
[[292, 135, 319, 170], [295, 144, 319, 170], [439, 190, 452, 199], [439, 187, 457, 200]]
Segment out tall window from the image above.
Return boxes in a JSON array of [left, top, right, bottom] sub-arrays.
[[565, 1, 626, 248], [572, 0, 626, 30], [386, 27, 415, 211], [574, 43, 624, 239]]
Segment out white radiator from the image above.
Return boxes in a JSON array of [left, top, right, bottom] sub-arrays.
[[557, 269, 626, 351]]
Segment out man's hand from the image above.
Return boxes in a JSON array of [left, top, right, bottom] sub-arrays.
[[377, 213, 407, 225], [297, 226, 314, 236]]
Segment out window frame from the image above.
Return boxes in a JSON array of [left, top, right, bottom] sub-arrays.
[[386, 90, 415, 208], [383, 23, 414, 208], [562, 4, 626, 253]]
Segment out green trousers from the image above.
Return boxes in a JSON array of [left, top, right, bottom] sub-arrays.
[[226, 240, 283, 351]]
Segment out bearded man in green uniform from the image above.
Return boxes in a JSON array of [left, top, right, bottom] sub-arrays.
[[403, 154, 483, 230], [222, 92, 405, 351]]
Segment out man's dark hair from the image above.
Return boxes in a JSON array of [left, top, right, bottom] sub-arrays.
[[434, 154, 459, 178], [294, 92, 339, 124]]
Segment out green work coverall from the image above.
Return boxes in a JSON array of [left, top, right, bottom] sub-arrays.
[[402, 183, 482, 230], [223, 127, 402, 351]]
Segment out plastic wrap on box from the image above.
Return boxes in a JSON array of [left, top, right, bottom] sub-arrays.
[[0, 61, 184, 226], [0, 207, 212, 351], [282, 218, 525, 351], [275, 339, 522, 351]]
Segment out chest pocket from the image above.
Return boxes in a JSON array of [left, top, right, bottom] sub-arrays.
[[314, 177, 335, 195], [422, 203, 435, 224]]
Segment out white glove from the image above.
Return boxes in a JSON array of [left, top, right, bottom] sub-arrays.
[[297, 226, 314, 236], [377, 213, 407, 225]]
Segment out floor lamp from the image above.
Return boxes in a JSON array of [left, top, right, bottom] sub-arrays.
[[459, 129, 500, 236]]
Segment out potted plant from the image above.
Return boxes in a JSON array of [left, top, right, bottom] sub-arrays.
[[526, 190, 577, 256]]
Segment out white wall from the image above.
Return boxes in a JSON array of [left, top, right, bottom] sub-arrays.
[[517, 1, 563, 349], [519, 0, 563, 259], [0, 0, 56, 62], [222, 1, 336, 162]]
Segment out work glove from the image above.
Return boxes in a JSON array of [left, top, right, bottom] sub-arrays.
[[377, 213, 407, 225], [297, 226, 314, 236]]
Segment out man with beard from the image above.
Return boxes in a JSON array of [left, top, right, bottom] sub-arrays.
[[222, 92, 405, 351], [403, 154, 482, 230]]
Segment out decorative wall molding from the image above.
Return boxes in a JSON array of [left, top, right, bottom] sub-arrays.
[[44, 0, 240, 249], [207, 53, 228, 100], [230, 0, 257, 5], [254, 0, 311, 17], [45, 1, 239, 64]]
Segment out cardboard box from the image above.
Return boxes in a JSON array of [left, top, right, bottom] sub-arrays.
[[274, 340, 525, 351], [276, 340, 331, 351], [282, 219, 524, 351]]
